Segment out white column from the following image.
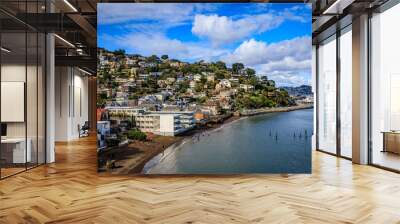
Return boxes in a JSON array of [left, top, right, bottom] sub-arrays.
[[46, 32, 55, 163], [55, 67, 72, 141], [312, 45, 317, 150], [352, 14, 369, 164]]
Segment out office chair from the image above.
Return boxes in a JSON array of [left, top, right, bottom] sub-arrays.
[[79, 121, 90, 138]]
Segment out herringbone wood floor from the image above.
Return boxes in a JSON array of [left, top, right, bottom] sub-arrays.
[[1, 136, 400, 224]]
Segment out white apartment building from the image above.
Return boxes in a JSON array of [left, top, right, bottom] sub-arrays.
[[135, 111, 195, 136], [135, 114, 161, 133], [106, 107, 146, 117]]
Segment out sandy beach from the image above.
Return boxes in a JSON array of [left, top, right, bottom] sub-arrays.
[[99, 115, 241, 174]]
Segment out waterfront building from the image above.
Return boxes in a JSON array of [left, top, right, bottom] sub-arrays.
[[200, 102, 221, 116], [135, 114, 161, 133], [194, 111, 207, 121], [135, 111, 195, 136], [106, 107, 146, 117]]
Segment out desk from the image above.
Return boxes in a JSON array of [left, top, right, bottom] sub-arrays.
[[382, 131, 400, 154], [1, 138, 31, 164]]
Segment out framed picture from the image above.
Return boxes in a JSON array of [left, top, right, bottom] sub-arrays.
[[97, 3, 313, 174]]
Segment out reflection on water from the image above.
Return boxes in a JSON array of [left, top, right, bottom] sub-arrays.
[[145, 108, 313, 174]]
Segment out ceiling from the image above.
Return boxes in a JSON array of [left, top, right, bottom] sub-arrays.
[[0, 0, 98, 73], [0, 0, 395, 72], [310, 0, 390, 43]]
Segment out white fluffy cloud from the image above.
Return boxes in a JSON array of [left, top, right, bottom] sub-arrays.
[[264, 71, 311, 87], [255, 57, 311, 86], [223, 36, 311, 66], [98, 3, 214, 25], [221, 36, 311, 86], [102, 33, 229, 62], [98, 3, 312, 86], [191, 5, 310, 45], [192, 14, 283, 45], [257, 57, 311, 73]]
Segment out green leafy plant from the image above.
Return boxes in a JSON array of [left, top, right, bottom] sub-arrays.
[[127, 129, 147, 141]]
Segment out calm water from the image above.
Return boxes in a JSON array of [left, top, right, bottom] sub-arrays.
[[144, 108, 313, 174]]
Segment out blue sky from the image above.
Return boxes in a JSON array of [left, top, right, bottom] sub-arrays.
[[98, 3, 311, 86]]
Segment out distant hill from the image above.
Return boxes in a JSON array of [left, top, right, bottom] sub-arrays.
[[281, 85, 312, 96]]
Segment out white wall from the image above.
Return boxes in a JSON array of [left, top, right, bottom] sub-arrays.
[[317, 36, 337, 154], [312, 45, 317, 150], [159, 115, 175, 135], [340, 28, 353, 158], [1, 65, 26, 139], [1, 62, 46, 164], [54, 67, 89, 141], [55, 66, 69, 141], [73, 72, 89, 137]]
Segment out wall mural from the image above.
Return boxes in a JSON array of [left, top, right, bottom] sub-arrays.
[[97, 3, 313, 174]]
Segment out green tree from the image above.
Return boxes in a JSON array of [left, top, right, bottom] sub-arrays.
[[232, 63, 244, 73], [97, 96, 107, 107], [161, 55, 169, 60], [215, 70, 225, 80], [248, 76, 259, 86], [178, 81, 190, 93], [159, 62, 171, 70], [206, 81, 216, 89], [113, 49, 125, 56], [195, 83, 204, 92], [147, 55, 160, 63], [144, 76, 158, 92], [197, 96, 208, 104], [200, 76, 207, 84], [215, 61, 227, 70], [99, 92, 108, 100], [127, 129, 147, 141], [246, 68, 256, 77]]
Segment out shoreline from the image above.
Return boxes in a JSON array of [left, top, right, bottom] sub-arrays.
[[132, 115, 242, 174], [239, 103, 313, 116], [100, 105, 312, 174], [142, 115, 247, 174], [100, 115, 241, 175]]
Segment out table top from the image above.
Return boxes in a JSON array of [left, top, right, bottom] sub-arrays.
[[1, 138, 30, 143]]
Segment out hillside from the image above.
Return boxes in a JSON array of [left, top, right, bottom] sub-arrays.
[[97, 49, 296, 111], [281, 85, 312, 96]]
